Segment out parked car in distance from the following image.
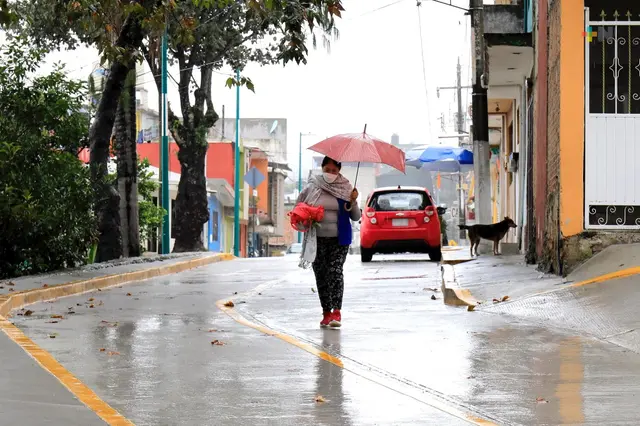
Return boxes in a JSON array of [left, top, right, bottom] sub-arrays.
[[359, 186, 442, 262], [286, 243, 303, 255]]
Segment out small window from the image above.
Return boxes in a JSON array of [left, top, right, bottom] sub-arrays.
[[368, 191, 431, 212]]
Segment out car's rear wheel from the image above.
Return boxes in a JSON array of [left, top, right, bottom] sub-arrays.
[[361, 248, 373, 263], [428, 246, 442, 262]]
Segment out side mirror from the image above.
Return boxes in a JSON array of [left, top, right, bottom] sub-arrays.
[[436, 207, 446, 215]]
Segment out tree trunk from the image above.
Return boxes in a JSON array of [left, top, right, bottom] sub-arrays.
[[115, 67, 141, 257], [172, 142, 209, 252], [89, 12, 147, 263]]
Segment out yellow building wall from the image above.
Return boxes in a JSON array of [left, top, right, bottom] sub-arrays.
[[559, 0, 585, 237]]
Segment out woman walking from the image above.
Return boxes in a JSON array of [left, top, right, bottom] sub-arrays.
[[297, 156, 361, 328]]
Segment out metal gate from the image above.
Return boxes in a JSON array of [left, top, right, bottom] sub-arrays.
[[585, 7, 640, 228]]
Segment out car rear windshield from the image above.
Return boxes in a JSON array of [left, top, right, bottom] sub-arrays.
[[368, 191, 431, 211]]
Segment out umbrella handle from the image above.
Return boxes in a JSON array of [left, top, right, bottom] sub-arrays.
[[345, 161, 360, 212]]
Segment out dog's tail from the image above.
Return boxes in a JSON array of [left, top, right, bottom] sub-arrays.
[[458, 224, 470, 230]]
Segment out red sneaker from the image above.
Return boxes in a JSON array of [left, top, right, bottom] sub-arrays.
[[320, 312, 332, 328], [329, 310, 341, 328]]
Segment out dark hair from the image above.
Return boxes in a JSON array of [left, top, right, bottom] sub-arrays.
[[321, 156, 341, 170]]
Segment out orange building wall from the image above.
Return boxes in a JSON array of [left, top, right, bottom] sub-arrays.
[[206, 143, 235, 187], [138, 142, 237, 188], [249, 157, 269, 214], [558, 0, 584, 237], [137, 143, 181, 174]]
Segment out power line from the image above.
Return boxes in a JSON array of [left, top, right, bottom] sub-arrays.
[[345, 0, 409, 20], [416, 2, 433, 141]]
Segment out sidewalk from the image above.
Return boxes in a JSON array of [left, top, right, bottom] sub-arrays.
[[447, 254, 565, 304], [0, 253, 229, 426], [446, 246, 640, 354]]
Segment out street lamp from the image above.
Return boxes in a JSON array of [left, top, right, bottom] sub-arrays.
[[298, 132, 314, 243]]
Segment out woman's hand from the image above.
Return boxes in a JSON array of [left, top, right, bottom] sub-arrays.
[[350, 188, 359, 203]]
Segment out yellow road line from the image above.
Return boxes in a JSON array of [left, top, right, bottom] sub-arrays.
[[1, 252, 235, 426], [568, 266, 640, 288], [0, 316, 133, 425], [216, 298, 498, 426]]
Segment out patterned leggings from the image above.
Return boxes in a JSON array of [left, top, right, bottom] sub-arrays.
[[312, 237, 350, 312]]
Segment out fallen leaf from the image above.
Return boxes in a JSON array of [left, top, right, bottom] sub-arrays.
[[47, 320, 59, 324], [24, 310, 34, 316], [208, 329, 218, 332], [50, 315, 63, 319], [108, 351, 120, 356], [431, 295, 437, 300], [126, 293, 132, 296], [492, 298, 501, 303], [311, 288, 316, 293], [6, 282, 15, 286], [88, 298, 94, 302], [258, 292, 262, 295], [49, 335, 56, 338], [42, 284, 49, 288], [0, 286, 4, 289], [315, 395, 326, 403], [76, 303, 82, 306], [68, 311, 76, 314], [223, 301, 234, 308], [99, 348, 106, 352], [501, 295, 510, 302], [233, 291, 238, 295], [89, 304, 95, 308], [211, 340, 226, 346], [8, 288, 14, 292], [98, 288, 102, 291], [467, 305, 476, 312], [536, 397, 548, 404]]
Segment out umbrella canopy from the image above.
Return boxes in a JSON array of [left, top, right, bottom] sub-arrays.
[[406, 146, 473, 171], [307, 130, 406, 173]]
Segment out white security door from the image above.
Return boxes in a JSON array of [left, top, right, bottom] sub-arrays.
[[585, 6, 640, 228]]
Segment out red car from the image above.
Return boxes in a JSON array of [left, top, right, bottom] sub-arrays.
[[359, 186, 442, 262]]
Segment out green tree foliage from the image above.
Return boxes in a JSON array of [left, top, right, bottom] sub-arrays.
[[0, 39, 96, 278], [142, 0, 344, 252], [137, 158, 166, 249]]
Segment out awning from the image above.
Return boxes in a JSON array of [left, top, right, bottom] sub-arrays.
[[207, 178, 235, 206]]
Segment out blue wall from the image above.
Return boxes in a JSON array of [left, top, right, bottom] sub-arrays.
[[208, 195, 223, 252]]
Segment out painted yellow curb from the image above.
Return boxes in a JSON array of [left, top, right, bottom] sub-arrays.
[[0, 253, 234, 318], [440, 264, 478, 309], [0, 252, 234, 426]]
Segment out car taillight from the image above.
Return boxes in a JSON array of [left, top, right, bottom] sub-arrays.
[[370, 217, 377, 224], [366, 211, 375, 218], [426, 207, 435, 216], [423, 216, 430, 223]]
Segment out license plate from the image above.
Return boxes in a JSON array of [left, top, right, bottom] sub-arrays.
[[392, 218, 409, 227]]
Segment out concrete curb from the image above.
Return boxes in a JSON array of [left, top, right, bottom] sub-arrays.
[[0, 253, 234, 318], [440, 263, 478, 310]]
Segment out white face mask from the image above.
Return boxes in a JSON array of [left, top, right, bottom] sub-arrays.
[[322, 172, 338, 184]]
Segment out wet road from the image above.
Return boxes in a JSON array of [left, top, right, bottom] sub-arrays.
[[12, 254, 640, 425]]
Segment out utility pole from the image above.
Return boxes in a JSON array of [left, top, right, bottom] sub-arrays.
[[436, 57, 471, 240], [160, 23, 170, 254], [471, 0, 491, 229], [233, 69, 241, 257]]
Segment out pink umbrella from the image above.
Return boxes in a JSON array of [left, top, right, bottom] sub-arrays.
[[307, 125, 406, 187]]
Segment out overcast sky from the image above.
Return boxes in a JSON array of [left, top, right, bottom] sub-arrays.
[[37, 0, 472, 173]]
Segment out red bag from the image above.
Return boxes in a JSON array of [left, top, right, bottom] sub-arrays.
[[288, 203, 324, 232]]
